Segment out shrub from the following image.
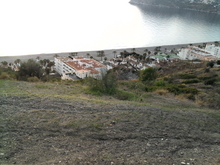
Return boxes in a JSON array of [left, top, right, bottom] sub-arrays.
[[119, 80, 146, 91], [166, 84, 198, 95], [206, 61, 215, 68], [198, 76, 212, 81], [178, 73, 197, 79], [86, 70, 118, 95], [182, 79, 200, 84], [204, 78, 216, 85], [154, 89, 169, 95], [217, 60, 220, 65], [0, 72, 10, 79], [17, 59, 44, 81], [139, 67, 157, 82], [154, 79, 166, 86], [204, 68, 210, 73], [114, 89, 136, 100], [27, 76, 40, 82]]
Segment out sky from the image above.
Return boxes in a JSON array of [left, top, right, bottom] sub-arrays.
[[0, 0, 131, 56]]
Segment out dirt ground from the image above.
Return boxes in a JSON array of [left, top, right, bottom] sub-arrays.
[[1, 94, 220, 165]]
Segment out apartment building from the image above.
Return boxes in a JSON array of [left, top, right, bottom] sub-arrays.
[[54, 57, 107, 80]]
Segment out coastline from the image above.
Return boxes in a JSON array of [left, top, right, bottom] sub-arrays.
[[129, 1, 220, 15], [0, 41, 217, 63]]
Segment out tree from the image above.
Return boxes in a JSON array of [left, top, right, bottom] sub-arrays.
[[14, 59, 21, 64], [97, 51, 105, 61], [113, 51, 117, 58], [1, 61, 8, 66], [206, 61, 215, 68], [36, 56, 40, 61], [17, 59, 44, 81], [54, 54, 59, 58], [70, 52, 78, 57], [131, 48, 136, 53], [47, 61, 55, 68], [86, 53, 90, 58], [90, 56, 93, 59], [139, 67, 157, 82]]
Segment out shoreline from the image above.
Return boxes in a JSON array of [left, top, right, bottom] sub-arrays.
[[0, 41, 217, 63], [129, 1, 220, 15]]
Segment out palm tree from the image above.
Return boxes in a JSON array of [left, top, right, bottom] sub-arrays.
[[97, 51, 100, 56], [164, 48, 167, 54], [144, 49, 148, 54], [113, 51, 117, 58], [36, 56, 40, 61], [131, 48, 136, 53], [90, 56, 93, 59], [14, 59, 21, 64], [54, 54, 59, 58], [86, 53, 90, 58], [99, 51, 105, 61]]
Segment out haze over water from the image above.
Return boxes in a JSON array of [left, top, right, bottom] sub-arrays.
[[0, 0, 220, 56]]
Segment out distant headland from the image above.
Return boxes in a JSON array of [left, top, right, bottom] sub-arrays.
[[129, 0, 220, 14]]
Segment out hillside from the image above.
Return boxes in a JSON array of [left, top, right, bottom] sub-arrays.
[[129, 0, 220, 14], [1, 57, 220, 164], [1, 77, 220, 164]]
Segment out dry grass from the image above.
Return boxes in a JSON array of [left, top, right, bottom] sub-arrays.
[[154, 89, 169, 95]]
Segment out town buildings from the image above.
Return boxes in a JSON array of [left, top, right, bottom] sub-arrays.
[[54, 57, 107, 80], [205, 44, 220, 58], [177, 46, 219, 61]]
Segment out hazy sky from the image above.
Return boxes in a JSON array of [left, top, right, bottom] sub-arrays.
[[0, 0, 130, 56]]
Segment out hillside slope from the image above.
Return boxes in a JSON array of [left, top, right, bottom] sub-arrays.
[[129, 0, 220, 14], [1, 80, 220, 164]]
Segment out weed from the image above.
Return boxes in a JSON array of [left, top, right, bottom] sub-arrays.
[[182, 79, 200, 84], [114, 89, 136, 100], [35, 84, 50, 89], [178, 73, 197, 79], [154, 89, 169, 95]]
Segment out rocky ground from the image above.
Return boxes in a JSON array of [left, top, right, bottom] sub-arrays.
[[1, 92, 220, 165]]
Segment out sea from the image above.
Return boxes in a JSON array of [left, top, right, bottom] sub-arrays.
[[0, 0, 220, 56]]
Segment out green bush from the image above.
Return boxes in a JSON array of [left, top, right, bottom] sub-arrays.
[[166, 84, 198, 95], [27, 76, 40, 82], [182, 79, 200, 84], [0, 68, 16, 80], [139, 67, 157, 82], [178, 73, 197, 79], [204, 78, 216, 85], [114, 89, 136, 100], [119, 81, 146, 91], [154, 79, 166, 86], [198, 76, 212, 81], [0, 72, 10, 79], [206, 61, 215, 68], [86, 70, 118, 95]]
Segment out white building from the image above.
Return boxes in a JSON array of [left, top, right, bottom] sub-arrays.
[[205, 44, 220, 58], [54, 57, 107, 80], [178, 46, 218, 61]]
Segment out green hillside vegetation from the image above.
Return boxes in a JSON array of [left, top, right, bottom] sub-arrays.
[[1, 59, 220, 109], [1, 59, 220, 164]]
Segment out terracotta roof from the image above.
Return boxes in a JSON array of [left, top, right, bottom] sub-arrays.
[[62, 57, 105, 75]]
